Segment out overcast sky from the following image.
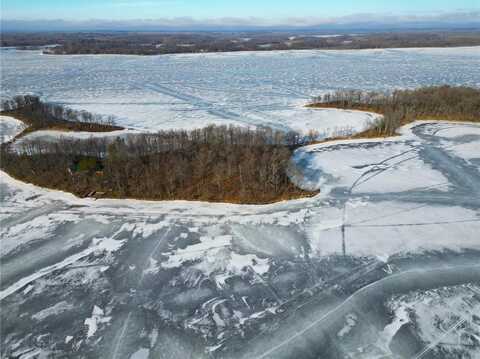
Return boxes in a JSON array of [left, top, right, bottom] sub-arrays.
[[1, 0, 479, 30]]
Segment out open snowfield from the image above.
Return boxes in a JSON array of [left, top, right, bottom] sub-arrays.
[[1, 113, 480, 358], [2, 47, 480, 137]]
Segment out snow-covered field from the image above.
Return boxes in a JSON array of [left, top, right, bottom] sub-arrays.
[[2, 47, 479, 137]]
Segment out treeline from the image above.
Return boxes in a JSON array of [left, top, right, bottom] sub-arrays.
[[1, 125, 315, 204], [310, 86, 480, 136], [3, 31, 480, 55], [42, 32, 480, 55], [1, 95, 122, 134]]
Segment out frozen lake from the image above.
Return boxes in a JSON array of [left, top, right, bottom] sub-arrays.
[[1, 47, 480, 358], [2, 47, 480, 136], [1, 118, 480, 358]]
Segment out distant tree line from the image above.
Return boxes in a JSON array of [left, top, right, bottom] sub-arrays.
[[310, 86, 480, 136], [1, 125, 315, 203], [3, 31, 480, 55], [1, 95, 122, 134]]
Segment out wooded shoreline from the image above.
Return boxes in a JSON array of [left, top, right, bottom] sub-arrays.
[[1, 97, 317, 204], [2, 85, 478, 204], [308, 86, 480, 137]]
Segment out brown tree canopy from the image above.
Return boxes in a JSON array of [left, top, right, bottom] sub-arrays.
[[1, 125, 315, 204], [310, 86, 480, 136]]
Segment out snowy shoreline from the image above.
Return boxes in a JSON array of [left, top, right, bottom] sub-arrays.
[[2, 113, 478, 207], [6, 45, 480, 57]]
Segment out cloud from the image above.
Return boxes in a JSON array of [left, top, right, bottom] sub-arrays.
[[2, 10, 479, 32]]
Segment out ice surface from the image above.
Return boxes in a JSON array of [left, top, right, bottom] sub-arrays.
[[292, 123, 452, 195], [1, 122, 479, 268], [306, 200, 480, 257], [376, 304, 410, 352], [431, 124, 480, 169], [129, 348, 150, 359], [295, 121, 480, 257], [2, 47, 479, 135], [433, 124, 480, 139], [386, 284, 480, 358], [2, 45, 480, 358]]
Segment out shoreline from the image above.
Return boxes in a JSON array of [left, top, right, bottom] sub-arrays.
[[0, 114, 319, 205], [2, 112, 479, 207], [2, 45, 480, 58]]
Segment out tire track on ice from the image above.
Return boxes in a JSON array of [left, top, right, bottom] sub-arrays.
[[141, 83, 289, 131]]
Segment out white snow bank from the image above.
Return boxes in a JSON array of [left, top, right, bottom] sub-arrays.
[[84, 305, 111, 338], [32, 301, 74, 321], [11, 128, 144, 153], [16, 128, 140, 142], [0, 115, 26, 143], [272, 106, 382, 139], [162, 234, 270, 286], [0, 236, 126, 300], [0, 213, 82, 257]]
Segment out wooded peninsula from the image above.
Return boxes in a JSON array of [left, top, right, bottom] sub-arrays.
[[2, 86, 479, 204], [1, 96, 315, 204]]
